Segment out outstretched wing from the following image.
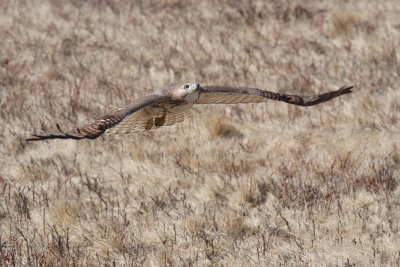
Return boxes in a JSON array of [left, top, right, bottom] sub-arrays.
[[26, 95, 165, 141], [196, 85, 353, 106]]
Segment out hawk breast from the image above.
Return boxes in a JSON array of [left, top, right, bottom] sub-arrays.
[[185, 91, 200, 103]]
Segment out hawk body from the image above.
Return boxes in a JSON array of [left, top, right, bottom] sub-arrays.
[[27, 82, 353, 141]]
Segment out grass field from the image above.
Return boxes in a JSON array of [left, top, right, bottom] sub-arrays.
[[1, 0, 399, 265]]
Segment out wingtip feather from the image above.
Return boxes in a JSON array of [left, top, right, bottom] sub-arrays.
[[340, 85, 354, 94], [25, 136, 44, 142]]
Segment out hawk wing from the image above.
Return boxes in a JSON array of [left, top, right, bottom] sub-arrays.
[[26, 95, 166, 141], [104, 106, 200, 134], [162, 108, 200, 127], [196, 85, 353, 106]]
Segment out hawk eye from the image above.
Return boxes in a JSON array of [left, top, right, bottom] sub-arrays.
[[184, 84, 190, 89]]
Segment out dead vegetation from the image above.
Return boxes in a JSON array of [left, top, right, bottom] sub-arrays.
[[0, 0, 399, 265]]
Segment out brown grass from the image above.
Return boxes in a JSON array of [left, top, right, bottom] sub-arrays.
[[1, 0, 400, 265]]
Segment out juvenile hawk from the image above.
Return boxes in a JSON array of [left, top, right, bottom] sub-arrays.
[[26, 83, 353, 141]]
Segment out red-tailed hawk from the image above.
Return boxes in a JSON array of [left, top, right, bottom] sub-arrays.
[[26, 83, 353, 141]]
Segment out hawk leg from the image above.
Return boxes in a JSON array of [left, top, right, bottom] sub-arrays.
[[145, 119, 154, 130], [145, 112, 167, 130], [154, 112, 167, 127]]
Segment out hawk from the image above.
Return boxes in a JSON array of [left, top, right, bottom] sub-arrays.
[[26, 83, 353, 141]]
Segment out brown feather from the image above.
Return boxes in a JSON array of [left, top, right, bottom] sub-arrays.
[[26, 94, 165, 141], [197, 85, 353, 106]]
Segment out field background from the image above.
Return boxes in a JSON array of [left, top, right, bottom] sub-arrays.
[[1, 0, 400, 265]]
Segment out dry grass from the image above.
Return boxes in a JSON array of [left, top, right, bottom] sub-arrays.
[[1, 0, 400, 265]]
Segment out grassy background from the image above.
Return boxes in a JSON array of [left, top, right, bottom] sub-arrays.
[[1, 0, 399, 265]]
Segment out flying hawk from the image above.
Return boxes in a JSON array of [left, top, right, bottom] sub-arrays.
[[26, 83, 353, 141]]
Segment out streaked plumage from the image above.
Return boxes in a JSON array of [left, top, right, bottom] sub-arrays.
[[26, 82, 353, 141]]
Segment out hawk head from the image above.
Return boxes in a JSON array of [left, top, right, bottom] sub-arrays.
[[170, 82, 200, 102]]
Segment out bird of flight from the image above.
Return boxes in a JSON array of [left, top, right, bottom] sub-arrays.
[[26, 83, 353, 141]]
